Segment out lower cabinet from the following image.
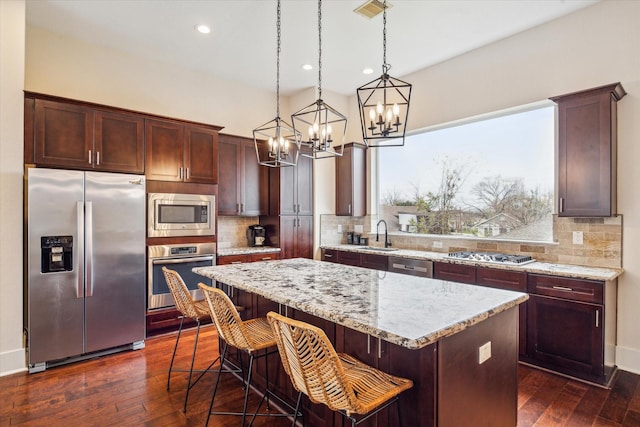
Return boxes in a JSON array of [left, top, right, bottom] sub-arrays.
[[279, 216, 313, 259], [525, 274, 611, 384], [433, 261, 476, 284], [476, 267, 527, 357]]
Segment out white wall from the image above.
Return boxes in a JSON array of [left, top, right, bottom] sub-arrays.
[[348, 0, 640, 373], [0, 0, 26, 375]]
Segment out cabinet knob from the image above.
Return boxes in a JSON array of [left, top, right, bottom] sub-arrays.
[[185, 167, 190, 180], [88, 150, 92, 164], [96, 151, 100, 166], [559, 197, 564, 213]]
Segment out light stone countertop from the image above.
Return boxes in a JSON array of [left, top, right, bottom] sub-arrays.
[[321, 244, 623, 282], [194, 258, 528, 350], [217, 246, 281, 257]]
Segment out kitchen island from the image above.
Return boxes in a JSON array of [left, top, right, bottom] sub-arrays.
[[195, 258, 529, 426]]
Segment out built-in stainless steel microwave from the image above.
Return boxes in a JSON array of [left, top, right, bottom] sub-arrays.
[[148, 193, 215, 237]]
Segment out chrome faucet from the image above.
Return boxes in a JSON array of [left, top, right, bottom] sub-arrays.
[[376, 219, 392, 248]]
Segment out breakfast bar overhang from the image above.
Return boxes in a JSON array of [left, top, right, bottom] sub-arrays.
[[195, 258, 529, 426]]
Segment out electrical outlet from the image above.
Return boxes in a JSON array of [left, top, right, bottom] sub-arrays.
[[479, 341, 491, 364], [572, 231, 584, 245], [354, 225, 364, 233], [432, 241, 443, 249], [337, 224, 343, 233]]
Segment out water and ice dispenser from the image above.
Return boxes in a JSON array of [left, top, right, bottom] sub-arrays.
[[40, 236, 73, 273]]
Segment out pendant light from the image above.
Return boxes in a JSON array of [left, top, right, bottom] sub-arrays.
[[291, 0, 346, 159], [357, 0, 412, 147], [253, 0, 301, 168]]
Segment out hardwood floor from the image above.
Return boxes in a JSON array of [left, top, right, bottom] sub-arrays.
[[2, 325, 640, 426]]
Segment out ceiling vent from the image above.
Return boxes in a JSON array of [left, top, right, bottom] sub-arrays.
[[354, 0, 391, 19]]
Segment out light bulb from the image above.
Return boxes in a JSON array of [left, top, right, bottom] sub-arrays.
[[386, 109, 393, 124], [376, 102, 384, 115], [369, 108, 376, 122], [393, 103, 400, 117], [268, 137, 274, 148]]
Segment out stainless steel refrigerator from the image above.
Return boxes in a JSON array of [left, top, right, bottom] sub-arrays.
[[26, 168, 146, 372]]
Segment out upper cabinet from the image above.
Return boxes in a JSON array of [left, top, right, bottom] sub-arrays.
[[145, 118, 219, 184], [336, 143, 366, 216], [30, 98, 144, 174], [271, 154, 313, 216], [218, 133, 268, 216], [551, 83, 626, 217]]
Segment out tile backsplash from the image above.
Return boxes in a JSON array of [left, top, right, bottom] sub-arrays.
[[320, 214, 622, 269], [217, 216, 259, 248]]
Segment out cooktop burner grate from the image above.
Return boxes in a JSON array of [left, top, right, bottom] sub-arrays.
[[446, 251, 535, 265]]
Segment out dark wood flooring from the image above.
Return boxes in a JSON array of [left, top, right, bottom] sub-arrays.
[[2, 325, 640, 426]]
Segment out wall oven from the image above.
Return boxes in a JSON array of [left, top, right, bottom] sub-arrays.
[[147, 243, 216, 310], [148, 193, 215, 238]]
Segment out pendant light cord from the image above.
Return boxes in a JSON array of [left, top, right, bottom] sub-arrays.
[[276, 0, 281, 118], [317, 0, 322, 99], [383, 0, 390, 74]]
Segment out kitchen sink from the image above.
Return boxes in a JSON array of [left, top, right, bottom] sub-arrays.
[[358, 246, 399, 252]]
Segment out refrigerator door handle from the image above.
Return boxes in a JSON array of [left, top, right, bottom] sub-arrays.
[[86, 201, 94, 297], [76, 201, 85, 299]]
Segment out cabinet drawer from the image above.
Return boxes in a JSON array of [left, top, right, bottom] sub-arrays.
[[476, 267, 526, 292], [528, 274, 603, 304], [433, 262, 476, 284], [217, 254, 250, 265], [251, 252, 279, 262], [361, 253, 388, 271], [321, 248, 338, 263], [337, 250, 361, 267]]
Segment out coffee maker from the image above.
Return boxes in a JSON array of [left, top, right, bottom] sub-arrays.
[[247, 224, 266, 247]]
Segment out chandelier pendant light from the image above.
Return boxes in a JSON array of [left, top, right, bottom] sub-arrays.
[[253, 0, 301, 168], [357, 0, 412, 147], [292, 0, 345, 159]]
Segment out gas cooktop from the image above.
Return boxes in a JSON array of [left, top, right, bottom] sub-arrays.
[[446, 251, 535, 265]]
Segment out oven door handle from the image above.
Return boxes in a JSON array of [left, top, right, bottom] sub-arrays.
[[152, 255, 214, 265]]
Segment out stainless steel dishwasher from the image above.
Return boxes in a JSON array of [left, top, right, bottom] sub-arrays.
[[388, 256, 433, 278]]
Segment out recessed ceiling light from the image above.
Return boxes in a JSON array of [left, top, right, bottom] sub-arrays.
[[195, 24, 211, 34], [301, 64, 313, 71], [362, 68, 374, 75]]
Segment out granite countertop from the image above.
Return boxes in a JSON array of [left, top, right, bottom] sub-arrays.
[[217, 246, 281, 257], [321, 244, 623, 282], [194, 258, 528, 350]]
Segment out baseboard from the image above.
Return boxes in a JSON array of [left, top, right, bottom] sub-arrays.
[[0, 347, 27, 377], [616, 345, 640, 375]]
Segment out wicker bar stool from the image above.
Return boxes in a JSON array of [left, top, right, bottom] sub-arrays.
[[198, 283, 302, 426], [267, 311, 414, 427], [162, 267, 221, 412]]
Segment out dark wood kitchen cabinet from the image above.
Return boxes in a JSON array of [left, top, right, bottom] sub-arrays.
[[476, 267, 527, 356], [551, 82, 626, 217], [433, 261, 476, 284], [218, 134, 268, 216], [273, 154, 313, 216], [145, 118, 219, 184], [525, 273, 613, 385], [278, 215, 313, 260], [30, 97, 144, 173], [336, 142, 366, 217]]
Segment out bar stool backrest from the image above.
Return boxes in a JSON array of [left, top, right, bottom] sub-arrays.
[[199, 284, 253, 351], [162, 266, 204, 321]]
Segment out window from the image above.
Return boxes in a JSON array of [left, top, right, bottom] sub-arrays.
[[377, 103, 555, 242]]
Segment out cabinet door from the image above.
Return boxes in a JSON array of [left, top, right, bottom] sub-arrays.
[[554, 83, 625, 217], [433, 262, 476, 284], [295, 216, 314, 259], [217, 254, 251, 265], [241, 140, 268, 215], [250, 252, 279, 262], [218, 135, 241, 215], [296, 155, 314, 216], [336, 143, 366, 217], [527, 294, 603, 378], [322, 248, 339, 263], [361, 253, 388, 271], [337, 250, 361, 267], [145, 119, 184, 182], [184, 125, 218, 184], [279, 163, 297, 215], [476, 267, 527, 356], [34, 99, 93, 169], [94, 110, 144, 173], [279, 216, 297, 259]]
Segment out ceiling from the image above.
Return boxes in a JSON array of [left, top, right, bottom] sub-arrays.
[[26, 0, 599, 96]]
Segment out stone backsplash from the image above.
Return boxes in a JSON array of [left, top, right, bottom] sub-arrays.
[[217, 216, 260, 248], [320, 214, 622, 269]]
